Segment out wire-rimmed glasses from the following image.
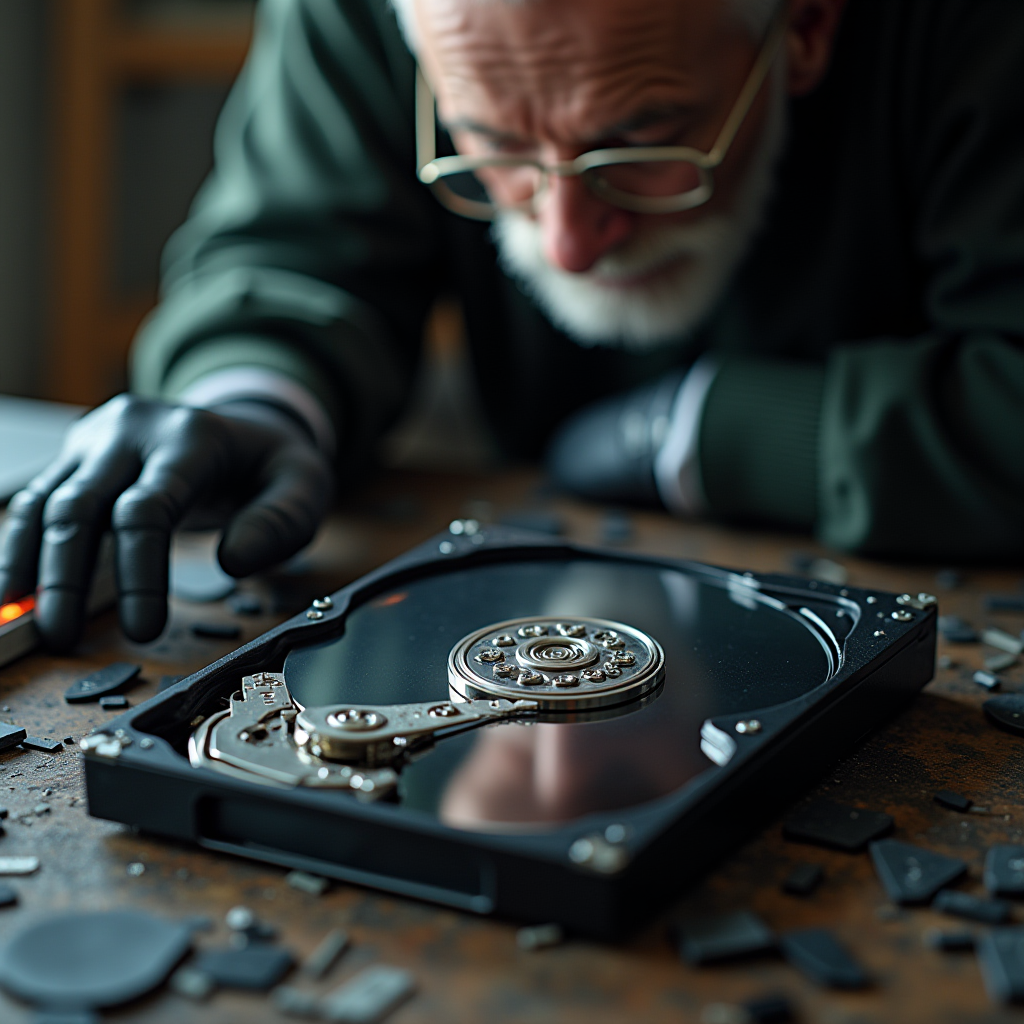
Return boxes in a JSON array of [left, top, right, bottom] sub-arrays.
[[416, 3, 787, 221]]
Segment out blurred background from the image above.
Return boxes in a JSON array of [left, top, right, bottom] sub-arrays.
[[0, 0, 255, 404]]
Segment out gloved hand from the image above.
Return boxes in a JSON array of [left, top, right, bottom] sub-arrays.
[[545, 370, 686, 505], [0, 394, 334, 651]]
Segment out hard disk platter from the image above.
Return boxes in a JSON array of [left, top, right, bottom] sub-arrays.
[[82, 528, 936, 938]]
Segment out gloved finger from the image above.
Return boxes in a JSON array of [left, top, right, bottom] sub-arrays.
[[112, 435, 227, 643], [0, 457, 78, 603], [35, 449, 141, 652], [218, 446, 333, 578]]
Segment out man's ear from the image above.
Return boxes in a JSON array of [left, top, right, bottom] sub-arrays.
[[785, 0, 847, 96]]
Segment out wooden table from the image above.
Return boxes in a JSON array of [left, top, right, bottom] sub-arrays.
[[1, 468, 1021, 1023]]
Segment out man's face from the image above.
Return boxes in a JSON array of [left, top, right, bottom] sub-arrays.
[[413, 0, 787, 347]]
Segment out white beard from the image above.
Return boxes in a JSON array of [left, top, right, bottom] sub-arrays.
[[491, 71, 788, 352]]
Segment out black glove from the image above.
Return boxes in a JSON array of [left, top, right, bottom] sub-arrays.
[[0, 394, 334, 651], [545, 370, 686, 506]]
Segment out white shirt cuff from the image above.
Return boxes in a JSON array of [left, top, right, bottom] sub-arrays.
[[653, 356, 719, 517], [178, 367, 336, 458]]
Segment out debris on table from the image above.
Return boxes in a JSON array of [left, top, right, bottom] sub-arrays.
[[780, 927, 869, 989], [976, 927, 1024, 1005], [982, 627, 1023, 656], [984, 651, 1019, 673], [983, 694, 1024, 736], [0, 909, 193, 1010], [0, 883, 17, 908], [782, 862, 824, 897], [934, 790, 972, 812], [0, 857, 39, 877], [516, 923, 564, 951], [273, 984, 321, 1017], [191, 622, 242, 640], [301, 928, 350, 980], [869, 839, 966, 904], [286, 870, 330, 896], [99, 695, 130, 710], [225, 904, 278, 946], [973, 670, 1001, 691], [192, 944, 294, 991], [319, 964, 416, 1024], [985, 594, 1024, 613], [924, 929, 976, 952], [985, 845, 1024, 896], [937, 615, 978, 644], [673, 910, 777, 965], [126, 862, 146, 877], [701, 993, 795, 1024], [782, 799, 893, 852], [64, 662, 141, 704], [0, 722, 27, 752], [169, 964, 215, 1001], [600, 511, 633, 545], [932, 889, 1012, 924], [230, 593, 264, 616], [20, 736, 63, 754]]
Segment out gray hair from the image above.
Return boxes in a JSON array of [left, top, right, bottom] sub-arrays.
[[390, 0, 778, 53]]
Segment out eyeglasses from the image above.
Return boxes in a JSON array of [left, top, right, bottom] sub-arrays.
[[416, 4, 787, 221]]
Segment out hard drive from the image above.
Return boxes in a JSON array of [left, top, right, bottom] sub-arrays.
[[82, 525, 936, 939]]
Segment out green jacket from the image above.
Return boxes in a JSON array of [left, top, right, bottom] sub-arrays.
[[132, 0, 1024, 560]]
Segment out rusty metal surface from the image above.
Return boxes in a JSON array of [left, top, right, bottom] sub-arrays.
[[0, 469, 1021, 1023]]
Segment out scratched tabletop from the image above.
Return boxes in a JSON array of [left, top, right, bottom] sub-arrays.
[[0, 469, 1021, 1023]]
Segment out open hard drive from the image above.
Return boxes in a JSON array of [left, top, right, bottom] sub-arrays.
[[83, 526, 936, 938]]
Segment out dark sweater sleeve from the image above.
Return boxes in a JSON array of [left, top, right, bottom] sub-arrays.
[[699, 0, 1024, 560], [129, 0, 438, 467]]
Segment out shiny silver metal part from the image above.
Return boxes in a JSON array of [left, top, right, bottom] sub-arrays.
[[448, 616, 665, 709], [189, 672, 540, 791]]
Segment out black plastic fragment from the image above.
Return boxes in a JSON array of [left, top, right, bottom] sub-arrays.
[[0, 909, 192, 1008], [744, 993, 795, 1023], [933, 889, 1012, 924], [934, 790, 972, 812], [976, 928, 1024, 1005], [192, 945, 294, 990], [937, 615, 978, 644], [99, 696, 129, 711], [782, 862, 823, 896], [64, 662, 141, 704], [925, 929, 976, 952], [673, 910, 777, 965], [986, 594, 1024, 613], [985, 845, 1024, 897], [21, 736, 62, 754], [229, 593, 263, 616], [0, 883, 17, 908], [783, 800, 893, 852], [190, 623, 241, 640], [984, 694, 1024, 737], [0, 722, 27, 752], [869, 839, 967, 904], [780, 928, 869, 989]]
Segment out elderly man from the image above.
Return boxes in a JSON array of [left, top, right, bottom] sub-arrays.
[[1, 0, 1021, 651]]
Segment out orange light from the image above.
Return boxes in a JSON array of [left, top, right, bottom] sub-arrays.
[[0, 596, 34, 625]]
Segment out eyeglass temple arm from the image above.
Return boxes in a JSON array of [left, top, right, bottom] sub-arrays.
[[705, 3, 789, 167], [416, 66, 437, 173]]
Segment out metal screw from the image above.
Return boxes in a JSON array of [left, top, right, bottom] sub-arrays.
[[428, 704, 460, 718], [475, 648, 504, 664], [449, 518, 479, 536], [556, 623, 586, 638], [604, 823, 630, 844], [611, 651, 636, 666], [874, 630, 886, 637], [591, 630, 618, 644], [518, 624, 547, 638], [567, 835, 629, 874], [866, 595, 877, 604], [493, 663, 517, 678], [581, 669, 606, 683], [517, 671, 543, 686], [306, 609, 323, 621], [552, 674, 579, 688], [916, 592, 937, 607], [438, 541, 454, 554], [312, 597, 333, 610], [492, 634, 516, 647], [735, 719, 762, 735], [139, 737, 154, 750], [891, 609, 914, 622]]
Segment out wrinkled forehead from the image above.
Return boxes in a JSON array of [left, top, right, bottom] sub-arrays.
[[409, 0, 750, 139]]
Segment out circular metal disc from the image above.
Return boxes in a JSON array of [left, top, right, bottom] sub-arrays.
[[448, 615, 664, 709]]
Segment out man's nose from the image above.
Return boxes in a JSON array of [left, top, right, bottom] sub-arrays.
[[538, 174, 634, 273]]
